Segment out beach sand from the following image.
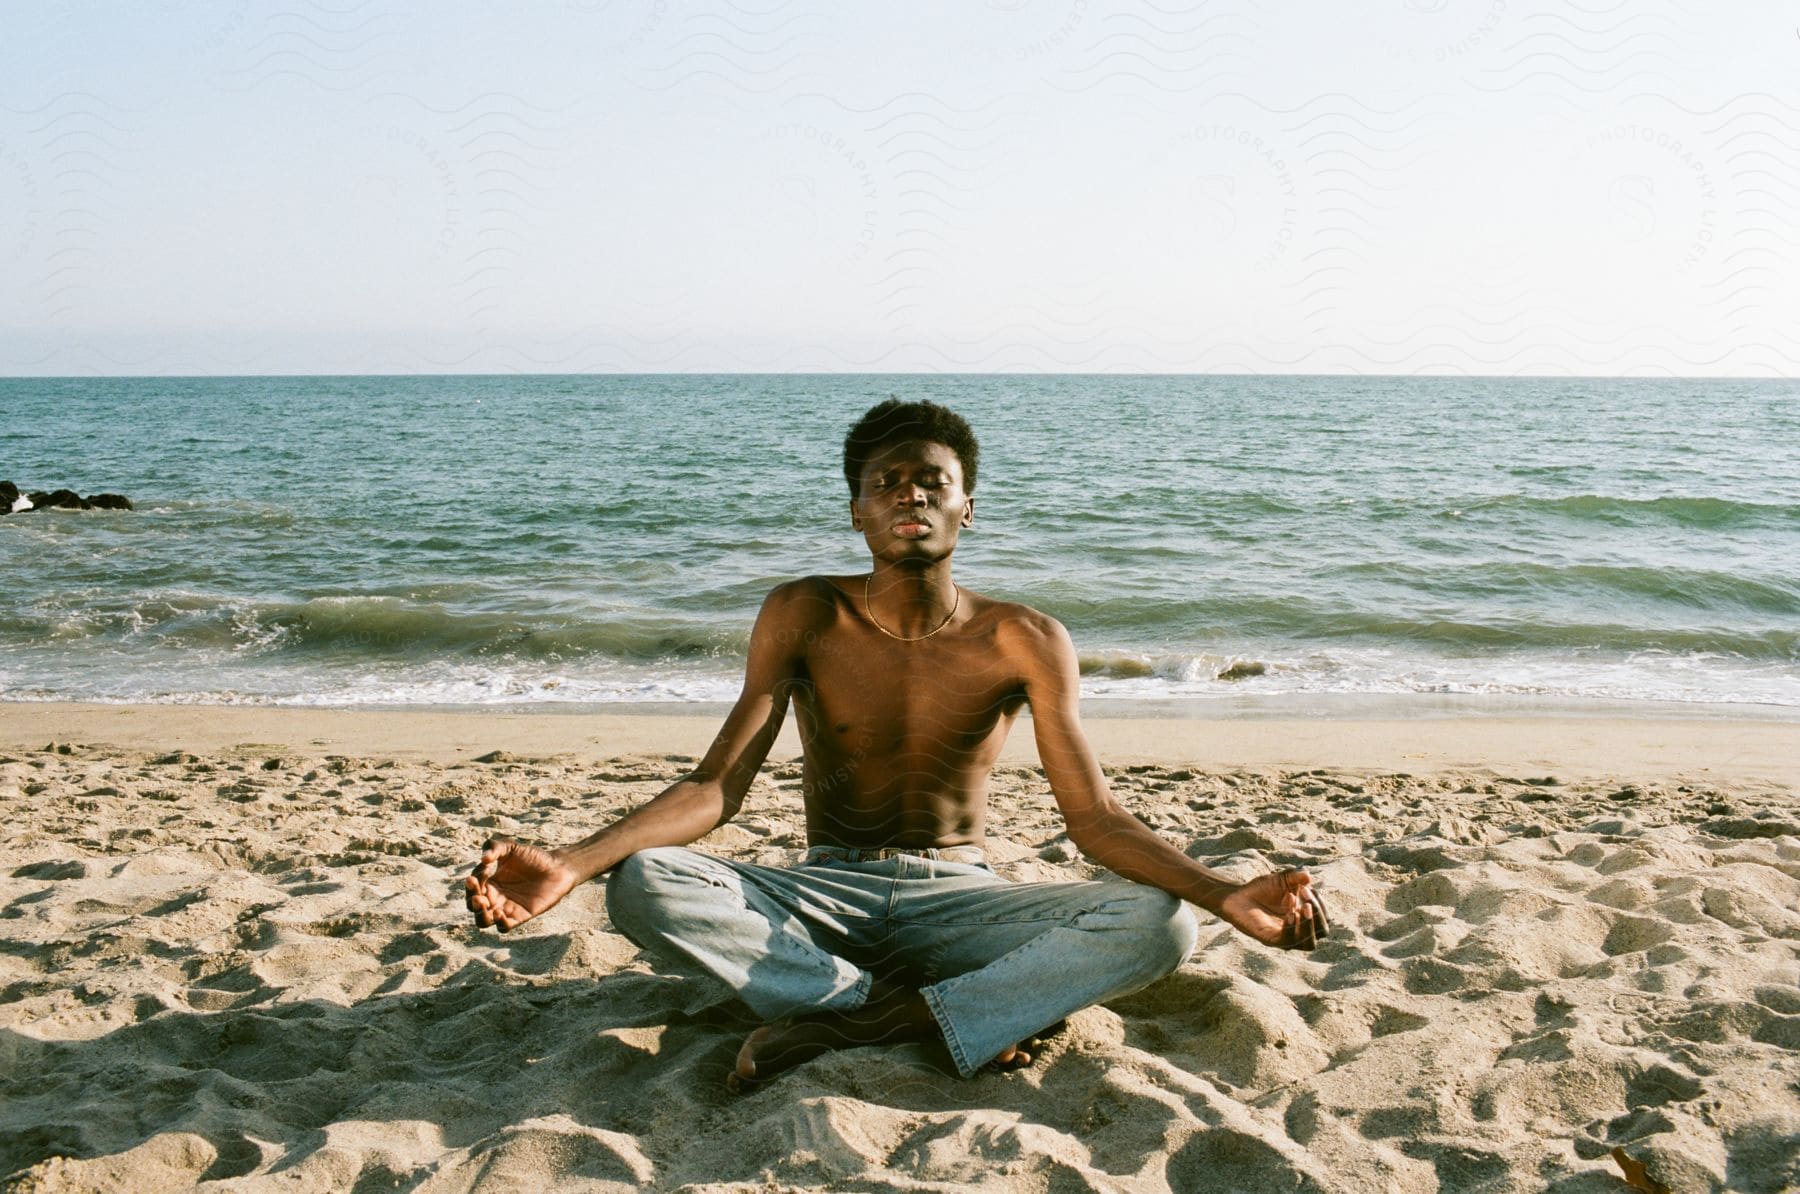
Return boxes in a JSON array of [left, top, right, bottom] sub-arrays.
[[2, 702, 1796, 1192]]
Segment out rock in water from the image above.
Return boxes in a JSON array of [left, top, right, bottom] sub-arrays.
[[4, 485, 134, 513]]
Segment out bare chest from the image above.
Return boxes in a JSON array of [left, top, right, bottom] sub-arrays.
[[797, 621, 1026, 754]]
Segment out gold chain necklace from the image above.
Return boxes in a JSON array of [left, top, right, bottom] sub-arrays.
[[864, 573, 960, 641]]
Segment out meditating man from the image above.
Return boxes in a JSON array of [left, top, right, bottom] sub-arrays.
[[465, 398, 1327, 1088]]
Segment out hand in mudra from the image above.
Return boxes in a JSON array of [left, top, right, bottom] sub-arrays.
[[1214, 869, 1330, 951], [465, 838, 579, 932]]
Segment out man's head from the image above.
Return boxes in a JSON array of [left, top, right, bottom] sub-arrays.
[[842, 399, 980, 562], [842, 399, 979, 500]]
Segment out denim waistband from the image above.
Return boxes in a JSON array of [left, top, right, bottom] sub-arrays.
[[803, 843, 988, 866]]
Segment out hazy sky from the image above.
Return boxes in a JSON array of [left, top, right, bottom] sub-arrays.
[[3, 2, 1796, 375]]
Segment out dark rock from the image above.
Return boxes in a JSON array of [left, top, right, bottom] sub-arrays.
[[27, 489, 86, 510], [6, 486, 133, 513]]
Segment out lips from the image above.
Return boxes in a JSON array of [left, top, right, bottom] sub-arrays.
[[892, 521, 931, 536]]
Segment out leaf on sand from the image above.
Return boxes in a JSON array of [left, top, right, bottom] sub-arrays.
[[1610, 1146, 1673, 1194]]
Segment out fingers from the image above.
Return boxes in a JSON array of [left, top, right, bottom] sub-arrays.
[[471, 837, 509, 882], [1279, 869, 1329, 951], [1294, 891, 1328, 949], [464, 871, 516, 930], [491, 894, 524, 932], [466, 894, 512, 931], [464, 839, 514, 930], [1278, 870, 1305, 929], [464, 875, 495, 927], [465, 885, 524, 931]]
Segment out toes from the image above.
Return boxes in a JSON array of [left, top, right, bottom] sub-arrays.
[[983, 1045, 1038, 1073], [726, 1063, 764, 1094], [728, 1025, 772, 1093], [726, 1053, 761, 1095]]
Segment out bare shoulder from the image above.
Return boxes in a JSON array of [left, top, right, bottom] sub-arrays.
[[763, 575, 852, 626], [964, 595, 1078, 700], [745, 578, 843, 671], [971, 593, 1071, 659]]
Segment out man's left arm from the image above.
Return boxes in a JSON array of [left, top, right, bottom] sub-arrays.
[[1014, 612, 1326, 950]]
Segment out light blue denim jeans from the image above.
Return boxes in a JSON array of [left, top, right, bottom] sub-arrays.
[[605, 844, 1200, 1077]]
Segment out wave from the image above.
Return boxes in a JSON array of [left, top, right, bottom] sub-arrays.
[[8, 642, 1794, 709], [1, 593, 748, 664], [1077, 650, 1269, 682], [1031, 588, 1800, 663], [1451, 493, 1800, 529], [1307, 615, 1798, 660], [10, 576, 1796, 673], [1328, 559, 1800, 616]]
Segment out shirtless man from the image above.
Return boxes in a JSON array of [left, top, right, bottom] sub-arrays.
[[466, 399, 1326, 1089]]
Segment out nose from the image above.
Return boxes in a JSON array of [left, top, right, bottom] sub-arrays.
[[897, 483, 927, 506]]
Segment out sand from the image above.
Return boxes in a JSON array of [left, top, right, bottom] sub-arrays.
[[1, 701, 1796, 1192]]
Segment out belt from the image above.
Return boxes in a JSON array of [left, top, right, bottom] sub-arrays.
[[803, 844, 988, 866]]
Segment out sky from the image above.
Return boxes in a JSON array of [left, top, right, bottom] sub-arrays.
[[2, 1, 1797, 376]]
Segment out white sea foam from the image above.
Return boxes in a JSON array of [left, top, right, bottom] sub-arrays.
[[3, 644, 1795, 709]]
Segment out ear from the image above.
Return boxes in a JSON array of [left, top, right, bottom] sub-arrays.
[[848, 498, 862, 532], [961, 496, 974, 527]]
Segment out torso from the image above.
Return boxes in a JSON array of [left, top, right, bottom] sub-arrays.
[[783, 575, 1033, 849]]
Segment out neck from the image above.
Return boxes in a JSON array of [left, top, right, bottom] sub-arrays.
[[866, 560, 958, 637]]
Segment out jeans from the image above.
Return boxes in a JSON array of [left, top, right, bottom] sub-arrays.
[[605, 844, 1200, 1077]]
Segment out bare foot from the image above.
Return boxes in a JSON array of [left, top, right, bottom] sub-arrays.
[[727, 1021, 842, 1093], [984, 1018, 1068, 1072], [726, 985, 940, 1093]]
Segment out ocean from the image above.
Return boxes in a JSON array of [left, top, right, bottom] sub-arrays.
[[2, 374, 1796, 710]]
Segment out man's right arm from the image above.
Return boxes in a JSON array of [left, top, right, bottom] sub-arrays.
[[465, 581, 811, 931]]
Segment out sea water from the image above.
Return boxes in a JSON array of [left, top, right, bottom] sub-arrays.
[[1, 374, 1796, 709]]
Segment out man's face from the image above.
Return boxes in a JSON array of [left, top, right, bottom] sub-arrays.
[[850, 439, 974, 563]]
